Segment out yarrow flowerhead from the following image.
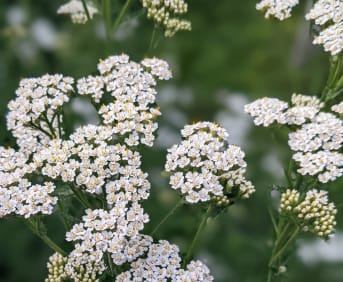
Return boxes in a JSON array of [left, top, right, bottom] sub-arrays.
[[244, 94, 323, 127], [6, 74, 74, 155], [57, 0, 98, 24], [115, 238, 214, 281], [256, 0, 299, 20], [65, 202, 149, 270], [289, 112, 343, 183], [243, 97, 288, 126], [332, 101, 343, 115], [45, 253, 68, 282], [141, 0, 192, 37], [165, 122, 255, 205], [245, 94, 342, 183], [280, 189, 337, 238], [77, 54, 172, 147], [34, 124, 151, 204], [305, 0, 343, 55], [256, 0, 343, 55], [0, 147, 57, 218]]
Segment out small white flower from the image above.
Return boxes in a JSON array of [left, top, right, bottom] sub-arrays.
[[305, 0, 343, 55], [141, 0, 191, 37], [332, 101, 343, 115], [57, 0, 98, 24], [165, 122, 255, 205], [115, 238, 214, 281], [256, 0, 299, 20], [244, 97, 288, 126], [6, 74, 74, 155]]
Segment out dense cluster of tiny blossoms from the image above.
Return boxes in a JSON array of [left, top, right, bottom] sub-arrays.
[[280, 189, 337, 238], [77, 54, 172, 147], [65, 252, 106, 282], [141, 0, 191, 37], [115, 238, 214, 281], [244, 94, 324, 126], [165, 122, 255, 205], [6, 74, 74, 155], [305, 0, 343, 55], [45, 251, 106, 282], [332, 101, 343, 115], [256, 0, 299, 20], [45, 253, 68, 282], [245, 94, 343, 183], [289, 112, 343, 182], [0, 147, 57, 218], [256, 0, 343, 55], [57, 0, 98, 24], [243, 97, 288, 126], [66, 202, 149, 271], [34, 124, 151, 203]]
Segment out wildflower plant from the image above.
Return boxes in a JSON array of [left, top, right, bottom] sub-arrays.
[[247, 0, 343, 281], [0, 0, 256, 280], [0, 1, 342, 282]]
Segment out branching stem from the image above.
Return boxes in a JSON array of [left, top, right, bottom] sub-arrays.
[[150, 198, 184, 236]]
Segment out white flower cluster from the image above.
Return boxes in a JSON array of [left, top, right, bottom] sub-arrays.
[[45, 251, 105, 282], [165, 122, 255, 204], [283, 93, 324, 125], [305, 0, 343, 55], [0, 147, 57, 218], [243, 97, 288, 126], [116, 238, 214, 281], [6, 74, 74, 155], [290, 112, 343, 183], [244, 94, 323, 127], [65, 252, 106, 282], [1, 53, 214, 280], [34, 124, 151, 203], [332, 101, 343, 115], [65, 202, 149, 278], [256, 0, 299, 20], [77, 54, 172, 147], [280, 189, 337, 238], [46, 236, 213, 282], [256, 0, 343, 55], [57, 0, 98, 24], [141, 0, 192, 37], [245, 94, 343, 183], [289, 112, 342, 152], [45, 252, 67, 282]]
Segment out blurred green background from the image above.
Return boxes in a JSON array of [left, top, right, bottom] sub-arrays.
[[0, 0, 342, 281]]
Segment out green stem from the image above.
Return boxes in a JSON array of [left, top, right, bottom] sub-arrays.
[[112, 0, 133, 33], [25, 219, 67, 256], [81, 0, 91, 21], [150, 198, 184, 236], [57, 200, 71, 230], [148, 25, 157, 54], [57, 112, 62, 138], [183, 205, 212, 267], [266, 215, 300, 282], [69, 185, 92, 208], [106, 252, 115, 277], [269, 226, 299, 267], [322, 55, 343, 101], [102, 0, 112, 53], [41, 113, 57, 138], [268, 208, 278, 236], [29, 121, 53, 139], [267, 268, 273, 282]]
